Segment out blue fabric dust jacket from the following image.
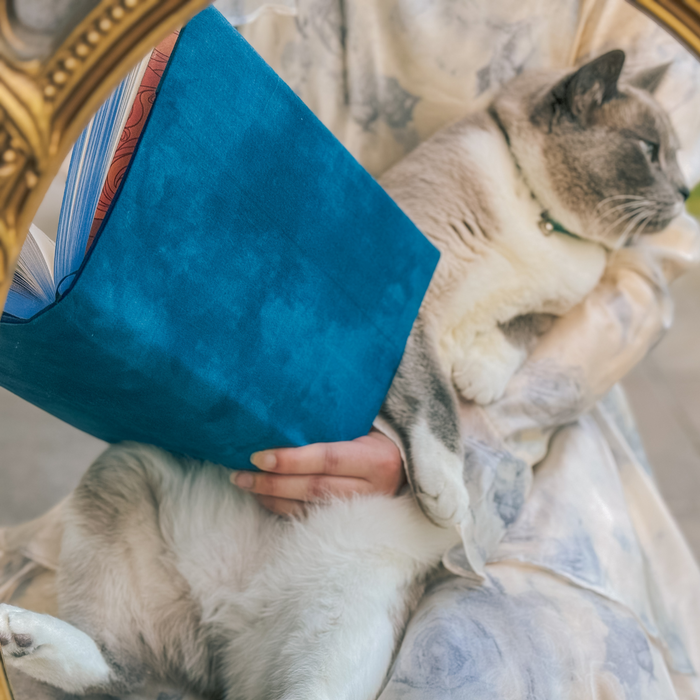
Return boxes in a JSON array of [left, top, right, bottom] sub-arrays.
[[0, 7, 438, 469]]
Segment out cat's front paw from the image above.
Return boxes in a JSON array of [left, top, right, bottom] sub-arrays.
[[407, 424, 470, 527], [413, 463, 470, 528], [453, 359, 511, 405], [452, 335, 524, 405], [0, 603, 111, 694]]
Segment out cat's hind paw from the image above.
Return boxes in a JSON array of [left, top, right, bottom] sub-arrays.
[[0, 606, 37, 659], [0, 604, 111, 694]]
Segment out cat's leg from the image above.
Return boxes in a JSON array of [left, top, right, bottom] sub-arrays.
[[0, 604, 111, 695], [452, 326, 526, 405], [226, 494, 459, 700], [381, 323, 471, 527]]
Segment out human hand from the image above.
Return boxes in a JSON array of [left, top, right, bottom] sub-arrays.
[[230, 428, 405, 516]]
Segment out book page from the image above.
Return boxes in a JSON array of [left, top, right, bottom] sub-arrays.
[[4, 224, 56, 319], [31, 152, 72, 241], [53, 55, 149, 294], [3, 55, 149, 318]]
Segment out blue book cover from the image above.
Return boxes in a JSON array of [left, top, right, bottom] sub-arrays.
[[0, 7, 438, 469]]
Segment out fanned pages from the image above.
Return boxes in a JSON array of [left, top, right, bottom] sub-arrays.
[[3, 55, 149, 319], [4, 225, 56, 319], [54, 57, 148, 293]]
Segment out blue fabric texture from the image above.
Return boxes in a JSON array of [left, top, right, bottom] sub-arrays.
[[0, 7, 438, 469]]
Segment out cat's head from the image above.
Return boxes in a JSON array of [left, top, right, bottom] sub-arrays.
[[492, 50, 689, 249]]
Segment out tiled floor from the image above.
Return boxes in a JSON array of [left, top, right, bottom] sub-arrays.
[[1, 270, 699, 562]]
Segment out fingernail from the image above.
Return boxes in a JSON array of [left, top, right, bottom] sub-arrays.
[[250, 451, 277, 471], [233, 472, 254, 490]]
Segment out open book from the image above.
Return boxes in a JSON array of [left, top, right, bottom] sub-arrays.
[[0, 8, 438, 468], [5, 34, 176, 320]]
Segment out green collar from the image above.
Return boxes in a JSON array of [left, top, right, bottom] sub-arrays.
[[488, 107, 584, 243], [538, 212, 582, 240]]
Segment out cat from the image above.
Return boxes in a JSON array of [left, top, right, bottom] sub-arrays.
[[0, 50, 689, 700], [380, 49, 688, 527]]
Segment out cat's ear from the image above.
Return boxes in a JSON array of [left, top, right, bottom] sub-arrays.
[[628, 62, 671, 94], [543, 50, 625, 126]]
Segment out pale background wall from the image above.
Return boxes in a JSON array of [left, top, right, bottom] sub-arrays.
[[623, 264, 700, 558]]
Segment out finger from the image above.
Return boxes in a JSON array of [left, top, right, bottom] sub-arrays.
[[232, 471, 375, 501], [254, 494, 306, 518], [250, 442, 369, 478], [250, 432, 401, 486]]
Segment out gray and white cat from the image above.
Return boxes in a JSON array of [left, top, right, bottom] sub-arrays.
[[0, 50, 688, 700], [381, 49, 687, 527]]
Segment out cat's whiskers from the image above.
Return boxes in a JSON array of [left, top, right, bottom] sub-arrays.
[[617, 200, 662, 247], [596, 199, 649, 222], [637, 203, 663, 240], [596, 206, 649, 248], [594, 195, 646, 221], [628, 203, 657, 245], [617, 207, 653, 248], [631, 214, 653, 245], [595, 195, 649, 216], [595, 194, 645, 213], [596, 201, 652, 242], [636, 201, 671, 243], [595, 195, 653, 223]]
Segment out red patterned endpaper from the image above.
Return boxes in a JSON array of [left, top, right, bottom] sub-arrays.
[[86, 31, 180, 253]]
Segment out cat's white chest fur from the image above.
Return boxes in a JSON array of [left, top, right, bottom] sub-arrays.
[[382, 118, 608, 404]]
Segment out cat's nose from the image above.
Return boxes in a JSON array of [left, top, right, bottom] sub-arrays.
[[679, 185, 691, 201]]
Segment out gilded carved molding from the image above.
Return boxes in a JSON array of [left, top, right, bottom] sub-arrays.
[[629, 0, 700, 58], [0, 651, 10, 700]]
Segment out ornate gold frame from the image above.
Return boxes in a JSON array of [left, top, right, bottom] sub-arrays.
[[0, 0, 699, 698]]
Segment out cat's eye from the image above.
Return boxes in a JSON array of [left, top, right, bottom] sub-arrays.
[[639, 139, 660, 163]]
